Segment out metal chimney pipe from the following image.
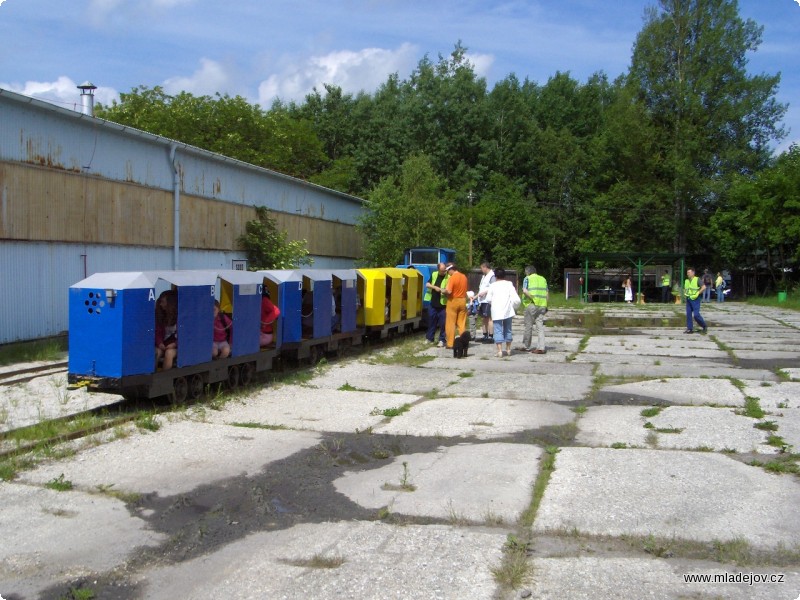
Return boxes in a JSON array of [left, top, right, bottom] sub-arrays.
[[77, 81, 97, 116]]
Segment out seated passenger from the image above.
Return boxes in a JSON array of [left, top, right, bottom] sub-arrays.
[[212, 300, 232, 359], [260, 289, 280, 347], [155, 290, 178, 370]]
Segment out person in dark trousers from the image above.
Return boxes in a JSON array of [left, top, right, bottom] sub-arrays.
[[701, 269, 713, 303], [661, 270, 671, 304], [684, 267, 708, 334], [424, 262, 448, 347]]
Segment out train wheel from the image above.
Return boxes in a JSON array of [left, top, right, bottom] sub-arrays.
[[173, 376, 188, 404], [240, 362, 255, 386], [227, 365, 240, 390], [188, 374, 204, 400]]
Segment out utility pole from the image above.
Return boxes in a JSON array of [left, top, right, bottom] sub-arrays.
[[467, 190, 475, 267]]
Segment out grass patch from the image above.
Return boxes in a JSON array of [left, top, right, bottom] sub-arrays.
[[643, 421, 655, 429], [571, 405, 587, 415], [520, 446, 559, 527], [610, 442, 628, 449], [654, 427, 683, 434], [0, 336, 67, 366], [45, 473, 73, 491], [713, 537, 753, 564], [766, 434, 787, 448], [691, 445, 714, 452], [337, 382, 359, 391], [60, 587, 96, 600], [230, 421, 289, 430], [93, 483, 141, 503], [754, 421, 779, 432], [372, 403, 411, 418], [774, 368, 791, 382], [381, 461, 416, 492], [742, 396, 765, 419], [469, 421, 494, 427], [280, 553, 346, 569], [710, 335, 738, 362], [490, 534, 531, 589], [566, 333, 591, 362], [368, 338, 435, 367], [747, 294, 800, 312], [640, 406, 662, 418], [457, 371, 474, 378], [135, 413, 161, 432]]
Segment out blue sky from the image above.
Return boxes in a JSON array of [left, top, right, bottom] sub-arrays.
[[1, 0, 798, 152]]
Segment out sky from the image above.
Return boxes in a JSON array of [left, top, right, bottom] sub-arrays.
[[1, 0, 798, 153]]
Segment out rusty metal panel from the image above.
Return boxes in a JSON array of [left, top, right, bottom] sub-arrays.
[[1, 89, 364, 228]]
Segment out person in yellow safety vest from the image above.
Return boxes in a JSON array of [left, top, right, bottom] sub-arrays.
[[683, 267, 708, 335], [521, 265, 548, 354], [424, 263, 449, 347], [661, 270, 671, 304]]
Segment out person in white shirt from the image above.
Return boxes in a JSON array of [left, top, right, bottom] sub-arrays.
[[484, 268, 521, 358], [476, 262, 496, 343]]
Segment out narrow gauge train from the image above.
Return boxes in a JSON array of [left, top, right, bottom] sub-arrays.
[[68, 267, 424, 403]]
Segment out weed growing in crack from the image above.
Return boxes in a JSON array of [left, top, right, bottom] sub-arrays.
[[45, 473, 73, 492]]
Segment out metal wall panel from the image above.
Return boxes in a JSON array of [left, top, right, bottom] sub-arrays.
[[1, 89, 363, 225], [0, 241, 356, 344]]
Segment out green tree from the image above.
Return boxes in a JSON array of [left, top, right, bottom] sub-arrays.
[[357, 153, 461, 266], [238, 207, 312, 269], [97, 87, 328, 179], [628, 0, 786, 254]]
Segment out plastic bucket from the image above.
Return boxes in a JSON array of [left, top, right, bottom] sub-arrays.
[[777, 291, 788, 303]]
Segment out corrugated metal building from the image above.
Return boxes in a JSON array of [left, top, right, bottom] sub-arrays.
[[0, 88, 365, 343]]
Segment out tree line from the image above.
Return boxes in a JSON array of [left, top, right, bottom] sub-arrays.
[[96, 0, 797, 288]]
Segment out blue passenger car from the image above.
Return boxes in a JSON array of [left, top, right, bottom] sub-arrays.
[[69, 271, 157, 378], [258, 270, 302, 346]]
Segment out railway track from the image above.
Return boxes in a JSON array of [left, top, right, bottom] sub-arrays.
[[0, 361, 68, 386]]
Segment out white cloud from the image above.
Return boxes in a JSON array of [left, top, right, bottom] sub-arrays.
[[257, 43, 419, 105], [163, 58, 232, 96], [0, 76, 119, 110], [464, 52, 495, 79]]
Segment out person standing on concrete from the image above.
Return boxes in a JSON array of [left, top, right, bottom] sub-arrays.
[[475, 262, 496, 343], [715, 272, 725, 303], [660, 270, 671, 304], [485, 268, 520, 358], [521, 266, 549, 354], [684, 267, 708, 334], [442, 263, 468, 350], [701, 269, 713, 303], [424, 262, 449, 347]]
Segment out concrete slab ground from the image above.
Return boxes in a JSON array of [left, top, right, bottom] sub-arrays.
[[771, 408, 800, 451], [311, 363, 454, 394], [596, 362, 777, 381], [334, 443, 541, 523], [742, 381, 800, 410], [649, 406, 774, 453], [20, 420, 321, 497], [0, 482, 164, 599], [137, 521, 506, 600], [418, 357, 595, 376], [534, 447, 800, 549], [598, 377, 745, 407], [528, 556, 800, 600], [202, 387, 419, 433], [445, 372, 592, 402], [575, 405, 653, 448], [375, 397, 574, 439]]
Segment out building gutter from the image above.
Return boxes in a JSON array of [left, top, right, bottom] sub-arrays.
[[169, 143, 180, 270]]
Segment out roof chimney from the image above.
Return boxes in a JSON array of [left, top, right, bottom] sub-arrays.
[[77, 81, 97, 116]]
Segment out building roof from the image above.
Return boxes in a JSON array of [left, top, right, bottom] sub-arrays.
[[0, 86, 363, 206]]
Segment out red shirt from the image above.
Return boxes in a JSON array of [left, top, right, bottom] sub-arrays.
[[261, 297, 280, 333]]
